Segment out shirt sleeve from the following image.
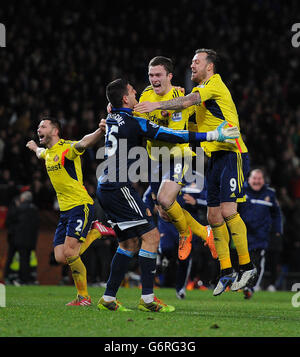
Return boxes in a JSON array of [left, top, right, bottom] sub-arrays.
[[133, 116, 206, 143], [192, 81, 216, 102], [64, 141, 85, 160], [39, 148, 46, 160]]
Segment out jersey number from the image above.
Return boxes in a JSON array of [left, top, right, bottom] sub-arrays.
[[230, 178, 237, 192], [105, 125, 118, 157], [174, 163, 182, 174], [75, 219, 83, 232]]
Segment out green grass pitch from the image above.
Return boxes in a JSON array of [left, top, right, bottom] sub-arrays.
[[0, 285, 299, 337]]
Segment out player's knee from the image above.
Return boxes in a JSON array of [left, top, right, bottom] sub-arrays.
[[207, 210, 223, 226], [63, 245, 78, 259], [157, 192, 172, 210], [157, 206, 171, 222], [120, 237, 139, 253], [220, 205, 237, 219], [63, 236, 81, 258], [54, 251, 66, 264]]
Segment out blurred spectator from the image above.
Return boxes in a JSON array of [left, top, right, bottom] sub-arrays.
[[4, 191, 40, 285], [232, 169, 283, 298], [3, 194, 19, 283]]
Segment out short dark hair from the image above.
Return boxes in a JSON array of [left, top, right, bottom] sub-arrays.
[[39, 113, 62, 136], [148, 56, 174, 74], [195, 48, 218, 73], [106, 78, 129, 108], [250, 168, 265, 178]]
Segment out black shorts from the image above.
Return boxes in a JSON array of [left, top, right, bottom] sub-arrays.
[[97, 184, 156, 242]]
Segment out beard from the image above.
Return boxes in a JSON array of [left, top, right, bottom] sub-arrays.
[[191, 68, 208, 83]]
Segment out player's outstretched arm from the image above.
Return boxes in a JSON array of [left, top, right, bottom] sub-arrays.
[[206, 121, 240, 143], [26, 140, 45, 159], [136, 116, 239, 144], [134, 92, 201, 113], [75, 119, 106, 152]]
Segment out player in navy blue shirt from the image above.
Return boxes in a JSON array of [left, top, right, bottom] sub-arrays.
[[235, 169, 283, 298], [96, 78, 240, 312]]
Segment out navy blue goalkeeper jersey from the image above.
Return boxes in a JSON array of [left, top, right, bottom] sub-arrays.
[[97, 107, 205, 190]]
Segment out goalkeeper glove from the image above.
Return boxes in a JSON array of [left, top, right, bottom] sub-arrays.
[[207, 121, 240, 143]]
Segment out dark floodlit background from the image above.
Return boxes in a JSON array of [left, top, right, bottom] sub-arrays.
[[0, 0, 300, 286]]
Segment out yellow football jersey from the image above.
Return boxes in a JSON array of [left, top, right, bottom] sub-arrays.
[[40, 139, 94, 211], [138, 86, 195, 160], [191, 73, 247, 156]]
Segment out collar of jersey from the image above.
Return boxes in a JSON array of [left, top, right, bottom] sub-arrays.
[[111, 107, 133, 115], [201, 73, 219, 86], [48, 139, 62, 150]]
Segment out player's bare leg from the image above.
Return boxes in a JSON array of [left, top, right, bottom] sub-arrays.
[[139, 227, 160, 254], [54, 244, 67, 264], [157, 179, 181, 211]]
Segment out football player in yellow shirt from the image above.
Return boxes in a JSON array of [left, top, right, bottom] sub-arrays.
[[26, 115, 115, 305], [135, 49, 257, 296], [136, 56, 216, 262]]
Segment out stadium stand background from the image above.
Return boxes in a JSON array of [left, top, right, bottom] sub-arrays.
[[0, 0, 300, 287]]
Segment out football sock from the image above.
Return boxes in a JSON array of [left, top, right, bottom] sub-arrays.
[[104, 247, 134, 297], [66, 255, 88, 297], [79, 228, 101, 256], [102, 295, 116, 302], [165, 200, 189, 236], [182, 209, 208, 241], [225, 213, 250, 266], [138, 249, 157, 296], [141, 293, 154, 303], [211, 222, 232, 270]]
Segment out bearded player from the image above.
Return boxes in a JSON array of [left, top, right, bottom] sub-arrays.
[[26, 115, 115, 305]]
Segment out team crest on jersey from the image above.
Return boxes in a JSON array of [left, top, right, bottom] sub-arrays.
[[265, 196, 270, 202], [161, 110, 169, 118], [53, 155, 59, 162], [172, 112, 182, 122]]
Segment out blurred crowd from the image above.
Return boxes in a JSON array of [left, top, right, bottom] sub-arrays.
[[1, 0, 300, 284]]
